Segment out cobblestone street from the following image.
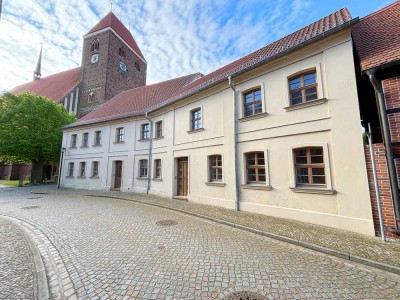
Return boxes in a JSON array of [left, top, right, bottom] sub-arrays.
[[1, 185, 400, 299]]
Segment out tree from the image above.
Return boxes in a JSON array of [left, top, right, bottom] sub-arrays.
[[0, 92, 76, 182]]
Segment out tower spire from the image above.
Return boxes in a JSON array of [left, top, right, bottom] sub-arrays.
[[33, 47, 42, 81]]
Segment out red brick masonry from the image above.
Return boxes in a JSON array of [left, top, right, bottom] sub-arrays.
[[365, 144, 399, 238]]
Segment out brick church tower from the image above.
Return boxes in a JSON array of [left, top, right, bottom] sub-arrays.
[[78, 12, 147, 118]]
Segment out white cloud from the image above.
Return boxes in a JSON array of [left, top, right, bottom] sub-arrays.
[[0, 0, 319, 92]]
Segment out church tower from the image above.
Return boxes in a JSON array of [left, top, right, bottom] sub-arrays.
[[78, 12, 147, 118], [33, 47, 42, 81]]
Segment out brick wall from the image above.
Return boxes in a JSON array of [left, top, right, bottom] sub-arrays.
[[364, 144, 399, 238], [383, 76, 400, 110]]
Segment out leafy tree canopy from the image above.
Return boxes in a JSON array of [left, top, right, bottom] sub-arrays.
[[0, 92, 76, 164]]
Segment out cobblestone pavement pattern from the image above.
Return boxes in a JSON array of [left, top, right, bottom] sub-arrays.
[[0, 216, 36, 299], [1, 185, 400, 299]]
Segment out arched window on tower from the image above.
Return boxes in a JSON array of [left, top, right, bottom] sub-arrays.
[[88, 92, 95, 103], [135, 61, 141, 72], [119, 47, 126, 59], [91, 39, 99, 52]]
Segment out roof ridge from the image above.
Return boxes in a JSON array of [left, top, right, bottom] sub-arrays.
[[360, 1, 399, 21]]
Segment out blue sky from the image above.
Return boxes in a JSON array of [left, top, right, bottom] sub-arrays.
[[0, 0, 396, 92]]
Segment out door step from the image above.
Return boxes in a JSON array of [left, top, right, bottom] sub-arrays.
[[172, 196, 188, 201]]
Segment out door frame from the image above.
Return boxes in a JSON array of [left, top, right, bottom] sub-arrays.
[[112, 160, 123, 190], [175, 157, 189, 196]]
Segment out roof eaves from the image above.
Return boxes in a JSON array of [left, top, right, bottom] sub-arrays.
[[361, 58, 400, 74], [149, 17, 359, 114]]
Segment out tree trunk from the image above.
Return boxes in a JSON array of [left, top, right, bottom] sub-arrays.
[[31, 160, 45, 184]]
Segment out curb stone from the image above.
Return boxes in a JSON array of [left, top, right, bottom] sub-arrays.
[[84, 194, 400, 276]]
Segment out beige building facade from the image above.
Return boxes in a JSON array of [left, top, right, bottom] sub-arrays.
[[61, 16, 375, 236]]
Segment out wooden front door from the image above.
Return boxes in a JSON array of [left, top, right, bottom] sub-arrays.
[[177, 158, 188, 196], [114, 161, 122, 189]]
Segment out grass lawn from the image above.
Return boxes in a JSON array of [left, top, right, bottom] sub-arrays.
[[0, 180, 31, 187]]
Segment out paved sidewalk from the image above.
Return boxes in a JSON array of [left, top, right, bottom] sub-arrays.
[[0, 217, 37, 299], [50, 187, 400, 271]]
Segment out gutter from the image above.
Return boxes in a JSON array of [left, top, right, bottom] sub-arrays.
[[367, 69, 400, 232], [145, 112, 153, 195], [228, 76, 240, 211]]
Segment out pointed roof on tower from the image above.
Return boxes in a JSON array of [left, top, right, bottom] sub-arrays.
[[85, 12, 146, 62], [33, 47, 42, 81]]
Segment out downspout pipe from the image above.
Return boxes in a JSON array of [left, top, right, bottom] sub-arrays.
[[145, 113, 153, 195], [228, 76, 240, 211], [367, 69, 400, 231], [57, 147, 66, 189], [366, 123, 386, 241]]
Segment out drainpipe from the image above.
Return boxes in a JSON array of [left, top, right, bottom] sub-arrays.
[[57, 147, 66, 189], [366, 124, 386, 241], [145, 113, 153, 195], [367, 69, 400, 232], [228, 76, 240, 211]]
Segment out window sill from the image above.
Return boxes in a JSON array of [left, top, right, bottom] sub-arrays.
[[138, 139, 150, 142], [187, 128, 204, 134], [90, 176, 99, 179], [284, 98, 327, 111], [136, 177, 148, 180], [69, 147, 77, 149], [114, 141, 125, 144], [241, 184, 272, 191], [152, 178, 163, 182], [66, 176, 74, 179], [92, 144, 102, 147], [77, 176, 86, 179], [205, 182, 226, 187], [238, 112, 268, 122], [80, 146, 89, 148], [153, 136, 164, 140], [290, 186, 336, 195]]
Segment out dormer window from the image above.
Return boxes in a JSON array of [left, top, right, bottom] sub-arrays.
[[91, 39, 99, 52], [119, 47, 126, 59]]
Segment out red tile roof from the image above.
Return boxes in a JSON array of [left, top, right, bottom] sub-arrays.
[[73, 73, 203, 126], [66, 8, 354, 128], [86, 12, 146, 61], [352, 1, 400, 71], [10, 67, 81, 102]]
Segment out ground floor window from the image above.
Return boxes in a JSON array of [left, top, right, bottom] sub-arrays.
[[209, 155, 222, 181], [294, 147, 325, 186], [68, 163, 74, 177], [246, 152, 266, 184], [154, 159, 162, 179], [79, 162, 86, 177], [139, 159, 148, 177], [92, 161, 99, 177]]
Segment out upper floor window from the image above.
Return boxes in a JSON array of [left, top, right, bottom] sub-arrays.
[[82, 132, 89, 147], [209, 155, 222, 182], [154, 159, 162, 179], [92, 161, 99, 177], [116, 127, 124, 142], [294, 147, 325, 186], [88, 92, 95, 103], [191, 108, 202, 130], [68, 162, 74, 177], [79, 162, 86, 177], [155, 121, 163, 138], [141, 123, 150, 140], [139, 159, 148, 178], [243, 88, 262, 117], [289, 70, 317, 105], [70, 134, 77, 148], [91, 39, 99, 52], [246, 152, 266, 184], [94, 131, 101, 146]]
